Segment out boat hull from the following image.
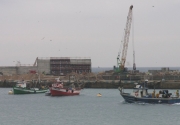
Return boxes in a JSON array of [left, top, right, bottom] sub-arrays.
[[50, 87, 80, 96], [13, 87, 48, 94], [121, 93, 180, 104], [45, 89, 51, 96]]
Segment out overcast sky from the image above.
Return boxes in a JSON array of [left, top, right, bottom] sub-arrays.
[[0, 0, 180, 67]]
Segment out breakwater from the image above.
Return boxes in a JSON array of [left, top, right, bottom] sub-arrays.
[[1, 71, 180, 89], [2, 80, 180, 89], [84, 80, 180, 89]]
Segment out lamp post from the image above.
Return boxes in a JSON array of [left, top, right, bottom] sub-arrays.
[[36, 73, 40, 84]]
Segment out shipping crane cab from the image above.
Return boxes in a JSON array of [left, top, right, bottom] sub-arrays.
[[113, 66, 128, 74]]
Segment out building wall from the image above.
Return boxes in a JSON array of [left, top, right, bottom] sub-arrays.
[[0, 67, 17, 75], [37, 58, 50, 74], [50, 58, 91, 75], [0, 66, 38, 75], [70, 59, 91, 64], [17, 66, 37, 74], [50, 58, 70, 75], [70, 59, 91, 73]]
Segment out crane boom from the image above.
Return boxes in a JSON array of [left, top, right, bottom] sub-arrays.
[[132, 13, 136, 71], [120, 5, 133, 71]]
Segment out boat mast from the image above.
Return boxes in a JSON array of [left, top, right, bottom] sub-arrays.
[[60, 60, 61, 77], [38, 74, 40, 84]]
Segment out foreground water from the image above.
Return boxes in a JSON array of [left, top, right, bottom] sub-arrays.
[[0, 88, 180, 125]]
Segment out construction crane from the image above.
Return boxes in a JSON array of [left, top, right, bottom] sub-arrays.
[[132, 11, 136, 71], [114, 5, 134, 73]]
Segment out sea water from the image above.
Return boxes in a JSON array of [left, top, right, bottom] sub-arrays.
[[0, 88, 180, 125]]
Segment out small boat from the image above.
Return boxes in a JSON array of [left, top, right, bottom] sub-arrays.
[[50, 80, 81, 96], [13, 81, 48, 94], [45, 89, 51, 96], [118, 80, 180, 104], [97, 93, 102, 97], [8, 90, 13, 95]]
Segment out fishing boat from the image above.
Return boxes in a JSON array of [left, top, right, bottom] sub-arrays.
[[118, 80, 180, 104], [13, 81, 48, 94], [50, 80, 81, 96]]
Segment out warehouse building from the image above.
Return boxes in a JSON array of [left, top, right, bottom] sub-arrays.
[[0, 57, 91, 76]]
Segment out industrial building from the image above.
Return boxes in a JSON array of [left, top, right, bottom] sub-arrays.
[[0, 57, 91, 76]]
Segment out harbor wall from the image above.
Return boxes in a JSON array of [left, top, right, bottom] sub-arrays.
[[2, 80, 180, 89], [82, 81, 180, 89]]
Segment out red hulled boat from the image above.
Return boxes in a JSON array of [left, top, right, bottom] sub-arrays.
[[50, 80, 81, 96]]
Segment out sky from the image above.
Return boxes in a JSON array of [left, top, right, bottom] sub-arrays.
[[0, 0, 180, 67]]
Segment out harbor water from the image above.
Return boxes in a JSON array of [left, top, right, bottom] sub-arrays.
[[1, 88, 180, 125]]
